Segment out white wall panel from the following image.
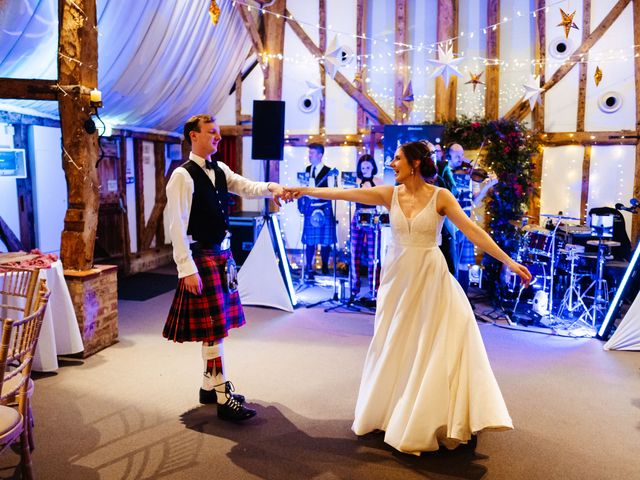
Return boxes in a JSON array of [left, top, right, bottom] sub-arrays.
[[241, 60, 265, 116], [216, 88, 236, 125], [588, 145, 635, 239], [544, 67, 580, 132], [498, 0, 534, 119], [326, 0, 358, 133], [283, 0, 320, 134], [544, 0, 583, 132], [283, 21, 321, 135], [539, 145, 584, 223], [367, 0, 396, 118], [29, 125, 65, 254], [584, 3, 635, 131], [457, 0, 486, 119], [407, 0, 438, 123]]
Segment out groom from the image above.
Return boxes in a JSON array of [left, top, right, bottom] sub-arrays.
[[163, 113, 290, 422]]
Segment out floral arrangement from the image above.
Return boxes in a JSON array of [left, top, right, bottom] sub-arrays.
[[437, 116, 541, 291]]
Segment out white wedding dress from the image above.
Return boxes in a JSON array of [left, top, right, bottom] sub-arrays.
[[352, 186, 513, 455]]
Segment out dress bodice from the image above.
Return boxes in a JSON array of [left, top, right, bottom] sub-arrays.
[[389, 186, 444, 248]]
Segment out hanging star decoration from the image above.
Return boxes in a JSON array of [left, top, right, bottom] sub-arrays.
[[594, 66, 603, 87], [209, 0, 221, 25], [400, 80, 414, 117], [426, 45, 464, 86], [465, 71, 485, 92], [305, 81, 324, 101], [323, 36, 354, 79], [522, 76, 545, 110], [557, 9, 579, 38]]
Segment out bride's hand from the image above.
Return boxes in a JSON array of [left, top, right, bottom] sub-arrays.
[[507, 260, 532, 287], [284, 186, 306, 199]]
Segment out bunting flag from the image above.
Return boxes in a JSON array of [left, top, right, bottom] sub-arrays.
[[594, 66, 603, 87], [401, 80, 414, 117], [209, 0, 220, 25]]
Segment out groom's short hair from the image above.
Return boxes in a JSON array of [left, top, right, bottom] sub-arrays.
[[183, 114, 216, 145]]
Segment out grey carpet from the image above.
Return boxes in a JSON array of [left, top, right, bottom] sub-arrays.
[[1, 284, 639, 480]]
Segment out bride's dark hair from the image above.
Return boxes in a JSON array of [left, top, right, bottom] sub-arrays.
[[399, 141, 437, 179]]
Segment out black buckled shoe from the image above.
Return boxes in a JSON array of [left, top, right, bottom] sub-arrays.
[[199, 381, 246, 405], [217, 396, 257, 422]]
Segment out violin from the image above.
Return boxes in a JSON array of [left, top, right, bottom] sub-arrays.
[[470, 168, 489, 182]]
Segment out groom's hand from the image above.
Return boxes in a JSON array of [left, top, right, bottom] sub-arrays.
[[268, 183, 288, 206]]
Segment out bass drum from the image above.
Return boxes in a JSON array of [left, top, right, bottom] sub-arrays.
[[500, 261, 549, 293]]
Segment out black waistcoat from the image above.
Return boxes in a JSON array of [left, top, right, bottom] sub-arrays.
[[306, 164, 331, 187], [183, 160, 229, 244]]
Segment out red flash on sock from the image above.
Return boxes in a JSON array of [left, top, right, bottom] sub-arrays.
[[206, 357, 223, 376]]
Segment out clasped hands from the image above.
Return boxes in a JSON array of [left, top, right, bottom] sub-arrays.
[[270, 185, 307, 206]]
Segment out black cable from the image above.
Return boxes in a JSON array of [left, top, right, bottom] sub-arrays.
[[94, 109, 106, 168]]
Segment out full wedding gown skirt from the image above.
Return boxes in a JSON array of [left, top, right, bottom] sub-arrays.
[[352, 187, 512, 455]]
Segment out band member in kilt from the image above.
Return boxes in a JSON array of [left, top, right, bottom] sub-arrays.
[[298, 143, 337, 276], [349, 154, 382, 301], [164, 114, 288, 422]]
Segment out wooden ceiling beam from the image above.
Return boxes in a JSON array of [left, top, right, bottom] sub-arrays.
[[355, 0, 369, 130], [532, 0, 546, 130], [484, 0, 500, 120], [541, 131, 638, 146], [576, 0, 592, 132], [394, 0, 409, 123], [0, 78, 58, 101], [235, 2, 266, 58], [435, 0, 458, 122]]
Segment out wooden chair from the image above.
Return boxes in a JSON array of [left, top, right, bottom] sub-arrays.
[[0, 267, 41, 320], [0, 285, 49, 479]]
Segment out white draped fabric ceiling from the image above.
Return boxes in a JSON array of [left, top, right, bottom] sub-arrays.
[[0, 0, 251, 132]]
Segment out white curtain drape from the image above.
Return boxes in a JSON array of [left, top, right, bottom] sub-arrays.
[[0, 0, 251, 132]]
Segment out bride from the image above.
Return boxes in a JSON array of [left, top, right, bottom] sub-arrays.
[[286, 141, 531, 455]]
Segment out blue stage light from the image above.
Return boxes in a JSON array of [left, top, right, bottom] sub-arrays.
[[597, 242, 640, 339]]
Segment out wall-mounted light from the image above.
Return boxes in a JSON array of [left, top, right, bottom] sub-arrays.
[[84, 88, 104, 134]]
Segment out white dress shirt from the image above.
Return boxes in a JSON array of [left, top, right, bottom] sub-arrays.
[[166, 152, 272, 278]]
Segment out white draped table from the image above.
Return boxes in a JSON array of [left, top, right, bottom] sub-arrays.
[[0, 260, 84, 371]]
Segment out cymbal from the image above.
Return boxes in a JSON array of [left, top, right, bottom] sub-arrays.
[[540, 213, 580, 220], [586, 240, 621, 247]]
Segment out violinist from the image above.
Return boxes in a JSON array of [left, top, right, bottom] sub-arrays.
[[447, 144, 498, 290]]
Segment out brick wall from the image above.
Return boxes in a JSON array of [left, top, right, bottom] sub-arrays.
[[64, 264, 118, 357]]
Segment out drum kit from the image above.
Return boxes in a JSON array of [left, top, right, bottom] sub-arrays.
[[500, 213, 621, 333]]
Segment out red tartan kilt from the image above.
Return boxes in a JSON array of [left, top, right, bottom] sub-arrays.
[[163, 250, 245, 343]]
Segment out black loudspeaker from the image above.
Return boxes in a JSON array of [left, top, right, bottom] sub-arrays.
[[252, 100, 285, 160], [228, 212, 265, 266]]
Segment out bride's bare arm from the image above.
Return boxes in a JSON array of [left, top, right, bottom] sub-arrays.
[[437, 189, 532, 285], [288, 185, 393, 209]]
